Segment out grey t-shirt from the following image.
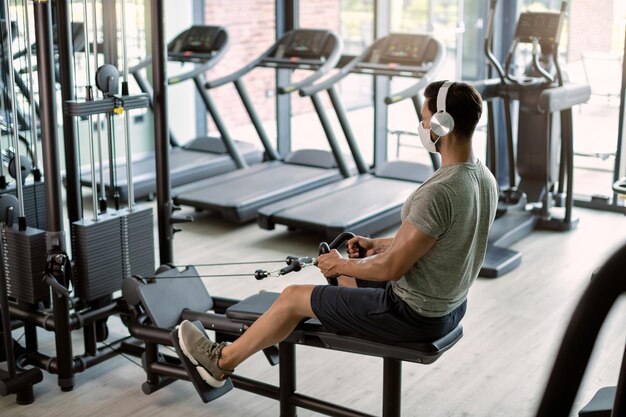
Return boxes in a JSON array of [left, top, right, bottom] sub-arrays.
[[391, 161, 498, 317]]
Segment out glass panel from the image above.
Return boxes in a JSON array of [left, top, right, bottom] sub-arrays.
[[561, 0, 624, 200], [201, 0, 276, 149], [297, 1, 375, 164], [388, 0, 463, 166]]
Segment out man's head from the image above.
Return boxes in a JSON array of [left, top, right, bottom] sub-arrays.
[[422, 81, 483, 142]]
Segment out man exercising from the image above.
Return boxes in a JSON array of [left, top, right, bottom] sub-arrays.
[[178, 80, 499, 388]]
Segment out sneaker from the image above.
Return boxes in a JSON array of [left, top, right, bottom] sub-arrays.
[[177, 320, 234, 388]]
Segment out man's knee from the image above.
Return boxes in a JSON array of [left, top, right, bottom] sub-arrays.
[[275, 285, 314, 316]]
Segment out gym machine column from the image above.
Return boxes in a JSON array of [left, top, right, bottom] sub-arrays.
[[0, 0, 44, 404], [151, 0, 173, 264], [36, 0, 74, 391]]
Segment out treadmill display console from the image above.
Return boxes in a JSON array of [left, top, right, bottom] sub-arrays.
[[515, 12, 563, 43], [168, 25, 227, 62], [379, 35, 427, 64], [281, 30, 330, 60], [365, 34, 433, 72]]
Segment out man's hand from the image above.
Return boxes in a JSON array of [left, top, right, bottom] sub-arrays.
[[347, 236, 376, 258], [317, 249, 344, 278]]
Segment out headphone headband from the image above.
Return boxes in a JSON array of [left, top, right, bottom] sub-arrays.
[[436, 81, 454, 113], [430, 81, 455, 137]]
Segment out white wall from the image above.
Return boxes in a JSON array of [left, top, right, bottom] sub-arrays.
[[163, 0, 196, 144]]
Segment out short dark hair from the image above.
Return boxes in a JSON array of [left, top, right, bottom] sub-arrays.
[[424, 81, 482, 140]]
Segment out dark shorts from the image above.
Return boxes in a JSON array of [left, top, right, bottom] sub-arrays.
[[310, 282, 466, 342]]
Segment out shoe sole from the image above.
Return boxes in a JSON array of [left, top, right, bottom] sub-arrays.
[[177, 325, 226, 389]]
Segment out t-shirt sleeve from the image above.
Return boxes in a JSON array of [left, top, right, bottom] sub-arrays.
[[404, 183, 451, 239]]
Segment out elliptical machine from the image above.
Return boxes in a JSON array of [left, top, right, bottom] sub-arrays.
[[478, 0, 591, 278]]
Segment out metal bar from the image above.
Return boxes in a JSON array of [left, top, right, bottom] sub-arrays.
[[55, 0, 82, 223], [382, 358, 402, 417], [486, 101, 497, 175], [3, 2, 26, 223], [328, 86, 368, 174], [192, 77, 247, 168], [121, 0, 134, 209], [8, 301, 118, 331], [151, 0, 173, 264], [102, 0, 117, 66], [234, 79, 279, 160], [611, 343, 626, 417], [562, 109, 574, 225], [231, 375, 280, 399], [503, 97, 516, 189], [372, 0, 390, 168], [91, 0, 106, 208], [292, 392, 375, 417], [534, 242, 626, 417], [21, 1, 40, 176], [37, 0, 74, 391], [274, 0, 297, 156], [279, 341, 297, 417], [310, 94, 351, 177], [82, 0, 98, 221], [612, 25, 626, 204]]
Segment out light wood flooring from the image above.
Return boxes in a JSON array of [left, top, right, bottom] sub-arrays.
[[1, 204, 626, 417]]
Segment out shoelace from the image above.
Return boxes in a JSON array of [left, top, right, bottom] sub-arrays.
[[206, 342, 224, 361]]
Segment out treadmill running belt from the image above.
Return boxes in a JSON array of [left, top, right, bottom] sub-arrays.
[[258, 175, 418, 238], [174, 162, 343, 223]]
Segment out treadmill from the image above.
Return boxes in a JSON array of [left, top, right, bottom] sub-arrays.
[[173, 29, 350, 223], [257, 34, 445, 239], [79, 26, 263, 201]]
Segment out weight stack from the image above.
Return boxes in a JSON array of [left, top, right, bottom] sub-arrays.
[[72, 213, 124, 302], [0, 181, 47, 231], [1, 224, 48, 304], [119, 206, 154, 278]]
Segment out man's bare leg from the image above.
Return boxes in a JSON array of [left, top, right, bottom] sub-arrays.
[[218, 284, 315, 370]]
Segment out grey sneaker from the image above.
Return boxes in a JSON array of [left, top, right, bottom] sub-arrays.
[[178, 320, 233, 388]]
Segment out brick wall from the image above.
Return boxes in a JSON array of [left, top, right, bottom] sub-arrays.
[[203, 0, 341, 132], [204, 0, 276, 131], [567, 0, 615, 61]]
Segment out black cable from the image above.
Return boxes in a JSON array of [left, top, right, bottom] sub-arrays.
[[147, 273, 259, 279], [99, 340, 143, 369], [174, 260, 286, 268]]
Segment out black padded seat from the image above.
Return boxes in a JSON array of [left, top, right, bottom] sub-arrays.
[[226, 292, 463, 364]]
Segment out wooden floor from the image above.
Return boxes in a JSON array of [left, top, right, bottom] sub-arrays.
[[2, 204, 626, 417]]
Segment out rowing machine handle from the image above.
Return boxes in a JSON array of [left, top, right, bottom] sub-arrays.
[[318, 232, 356, 286]]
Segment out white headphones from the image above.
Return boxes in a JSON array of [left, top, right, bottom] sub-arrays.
[[430, 81, 455, 137]]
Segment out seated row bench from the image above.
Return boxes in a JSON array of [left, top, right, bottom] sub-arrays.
[[121, 265, 463, 417]]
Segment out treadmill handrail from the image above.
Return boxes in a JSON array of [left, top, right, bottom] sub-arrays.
[[129, 30, 229, 87], [205, 30, 343, 93], [276, 33, 343, 95], [299, 42, 377, 97], [204, 53, 268, 90], [300, 35, 445, 106]]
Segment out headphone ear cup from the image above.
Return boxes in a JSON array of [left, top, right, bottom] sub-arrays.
[[431, 112, 455, 137]]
